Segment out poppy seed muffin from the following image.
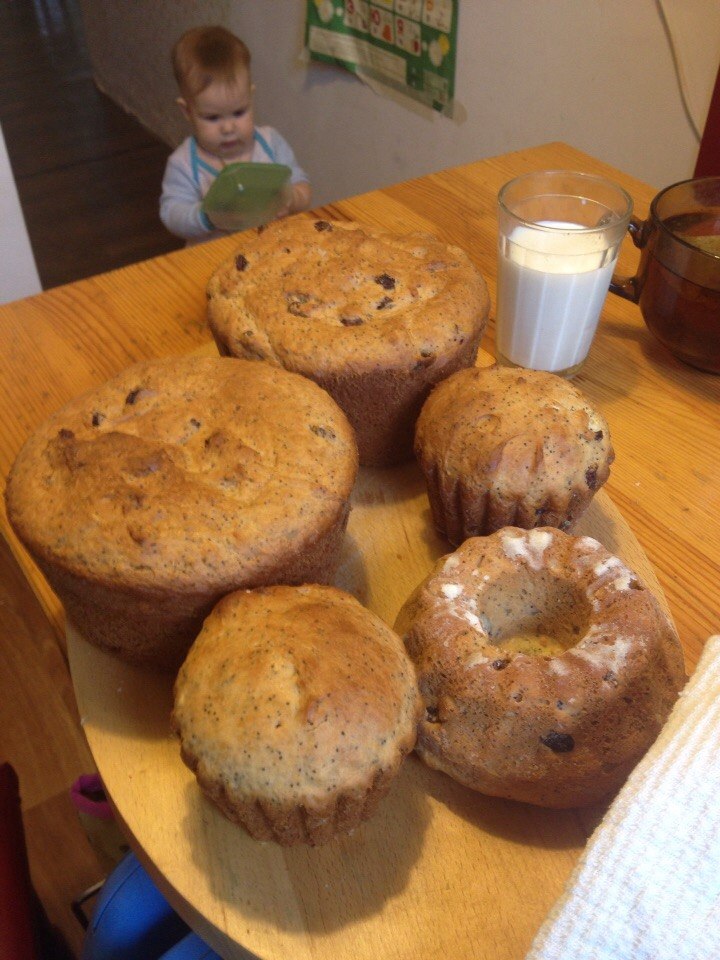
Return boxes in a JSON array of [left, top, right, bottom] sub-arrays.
[[173, 584, 423, 845], [206, 217, 490, 466], [414, 365, 614, 543], [395, 527, 686, 808], [6, 356, 358, 668]]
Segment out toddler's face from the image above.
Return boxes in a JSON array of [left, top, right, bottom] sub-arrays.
[[181, 70, 255, 163]]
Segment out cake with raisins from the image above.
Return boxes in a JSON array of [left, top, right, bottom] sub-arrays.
[[414, 365, 614, 543], [206, 217, 490, 466], [395, 527, 686, 807], [6, 355, 358, 668]]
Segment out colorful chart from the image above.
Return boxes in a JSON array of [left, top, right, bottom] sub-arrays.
[[305, 0, 458, 116]]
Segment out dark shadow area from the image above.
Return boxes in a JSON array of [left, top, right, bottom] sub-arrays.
[[0, 0, 182, 291], [181, 758, 431, 937]]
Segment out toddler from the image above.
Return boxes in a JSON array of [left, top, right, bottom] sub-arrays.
[[160, 25, 311, 242]]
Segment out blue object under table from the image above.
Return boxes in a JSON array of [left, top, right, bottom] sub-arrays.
[[82, 852, 222, 960]]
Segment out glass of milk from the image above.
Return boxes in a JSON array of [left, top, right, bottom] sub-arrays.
[[496, 170, 633, 378]]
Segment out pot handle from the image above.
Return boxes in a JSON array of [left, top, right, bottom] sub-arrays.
[[609, 215, 650, 303]]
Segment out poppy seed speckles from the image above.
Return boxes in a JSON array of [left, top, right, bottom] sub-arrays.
[[172, 584, 421, 845]]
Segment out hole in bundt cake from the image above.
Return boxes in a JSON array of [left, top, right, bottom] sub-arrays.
[[478, 571, 592, 657]]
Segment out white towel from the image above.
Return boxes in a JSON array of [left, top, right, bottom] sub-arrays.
[[526, 634, 720, 960]]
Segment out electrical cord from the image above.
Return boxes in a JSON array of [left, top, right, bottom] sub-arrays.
[[655, 0, 704, 142]]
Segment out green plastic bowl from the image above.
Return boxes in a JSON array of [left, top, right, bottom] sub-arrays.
[[201, 162, 292, 231]]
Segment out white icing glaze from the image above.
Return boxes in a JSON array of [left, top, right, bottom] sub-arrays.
[[465, 652, 490, 669], [548, 658, 571, 676], [431, 533, 647, 705], [437, 576, 490, 639], [573, 627, 635, 673], [462, 610, 482, 629], [576, 536, 603, 552], [500, 528, 552, 570], [592, 556, 627, 578], [441, 583, 463, 600], [529, 528, 553, 551], [471, 570, 490, 583], [588, 411, 605, 433]]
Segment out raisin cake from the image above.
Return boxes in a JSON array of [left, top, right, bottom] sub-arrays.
[[206, 217, 490, 466], [6, 355, 358, 667]]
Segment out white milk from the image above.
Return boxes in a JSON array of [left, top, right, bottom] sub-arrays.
[[496, 219, 619, 373]]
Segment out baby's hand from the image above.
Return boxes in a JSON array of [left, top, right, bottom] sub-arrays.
[[274, 183, 294, 220], [274, 182, 312, 220]]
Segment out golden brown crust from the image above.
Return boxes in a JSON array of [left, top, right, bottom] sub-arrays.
[[6, 356, 358, 667], [395, 528, 686, 808], [206, 218, 490, 465], [173, 584, 422, 845], [415, 366, 615, 542]]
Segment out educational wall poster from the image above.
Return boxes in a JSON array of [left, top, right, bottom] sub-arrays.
[[305, 0, 459, 117]]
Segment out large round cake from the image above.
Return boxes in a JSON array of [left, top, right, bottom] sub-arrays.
[[6, 355, 358, 668], [395, 527, 686, 807], [206, 217, 490, 466]]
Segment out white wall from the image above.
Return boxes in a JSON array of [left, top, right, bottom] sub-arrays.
[[0, 122, 41, 303], [79, 1, 720, 207]]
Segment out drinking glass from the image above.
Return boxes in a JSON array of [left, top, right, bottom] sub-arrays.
[[496, 170, 633, 378]]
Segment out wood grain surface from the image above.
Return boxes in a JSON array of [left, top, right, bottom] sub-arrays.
[[67, 478, 663, 960], [1, 141, 718, 958]]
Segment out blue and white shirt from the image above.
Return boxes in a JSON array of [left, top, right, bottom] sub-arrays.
[[159, 126, 309, 242]]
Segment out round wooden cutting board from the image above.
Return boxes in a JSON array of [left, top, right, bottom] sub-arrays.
[[67, 463, 673, 960]]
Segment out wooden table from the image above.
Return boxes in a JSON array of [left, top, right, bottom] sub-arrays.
[[1, 142, 718, 959]]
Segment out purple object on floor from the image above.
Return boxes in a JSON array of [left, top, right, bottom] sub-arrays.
[[71, 774, 114, 821]]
